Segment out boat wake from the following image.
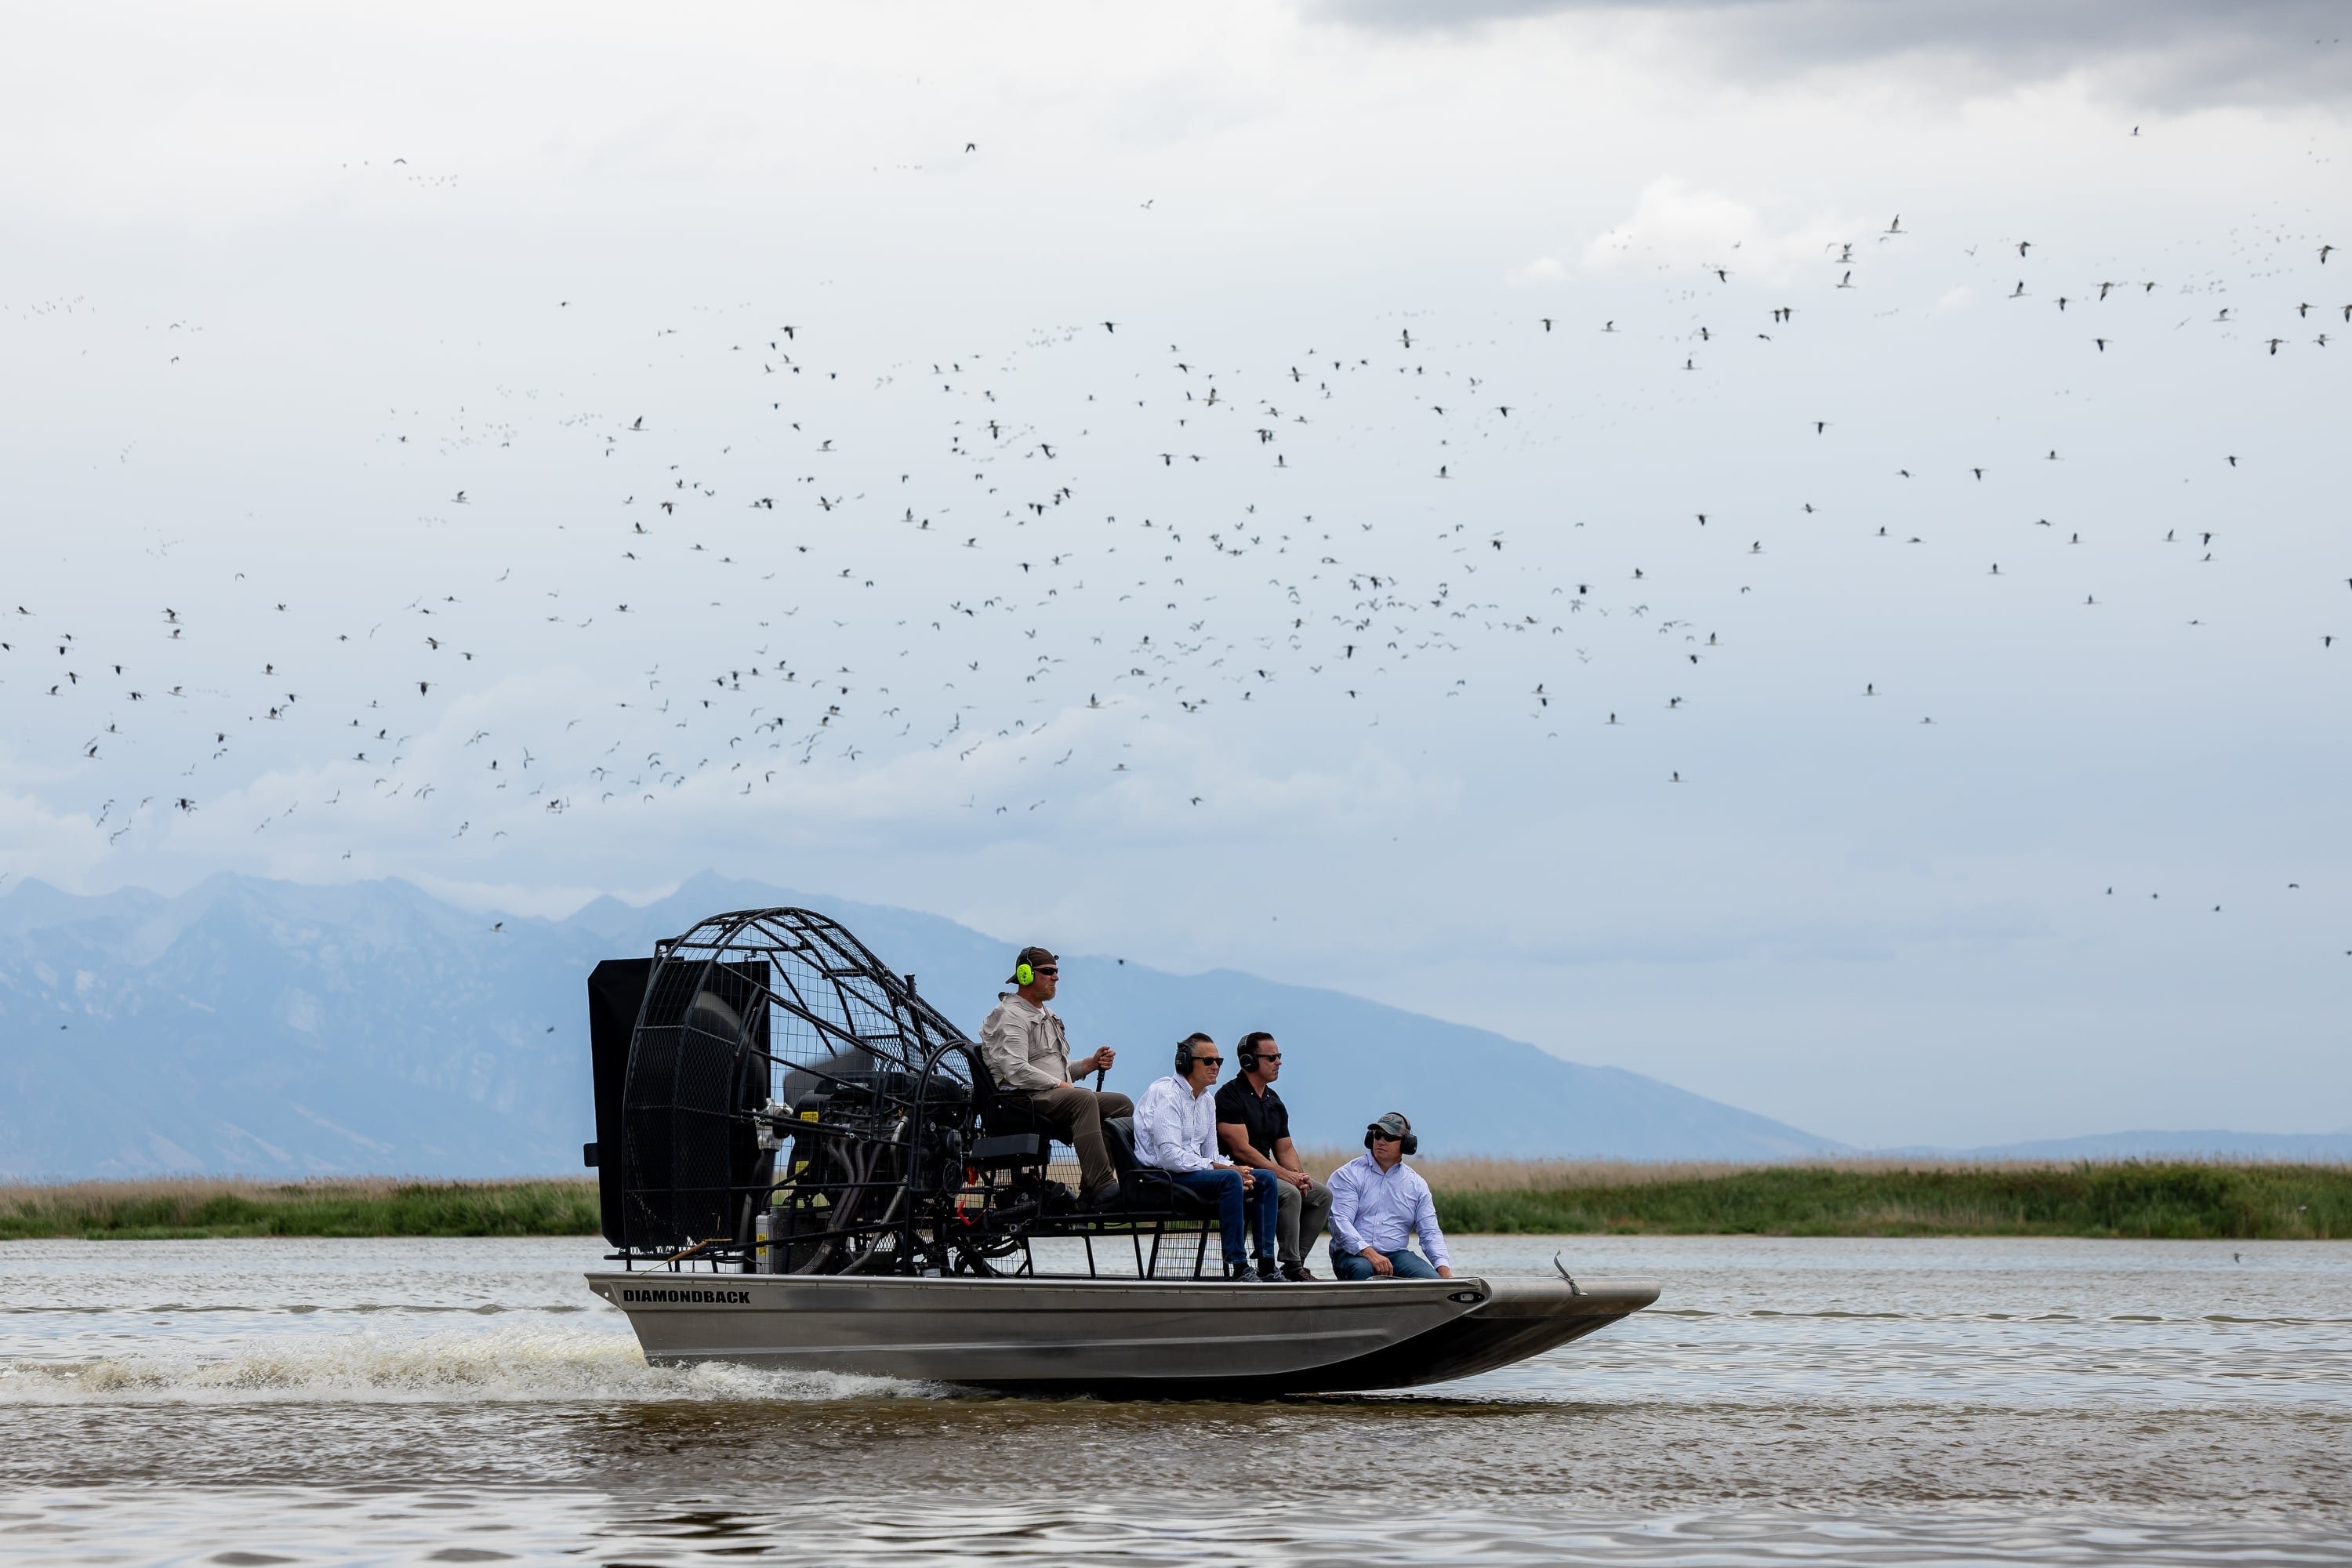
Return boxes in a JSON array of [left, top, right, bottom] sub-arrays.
[[0, 1324, 949, 1406]]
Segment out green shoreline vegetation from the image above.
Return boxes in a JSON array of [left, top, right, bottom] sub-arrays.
[[1418, 1159, 2351, 1241], [3, 1160, 2347, 1242], [0, 1178, 600, 1242]]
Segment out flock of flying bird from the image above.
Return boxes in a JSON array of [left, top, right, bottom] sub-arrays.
[[4, 205, 2342, 944]]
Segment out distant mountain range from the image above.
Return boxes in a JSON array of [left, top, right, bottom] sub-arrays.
[[0, 871, 1846, 1178], [2, 873, 2339, 1181]]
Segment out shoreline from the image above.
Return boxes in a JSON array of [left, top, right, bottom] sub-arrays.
[[5, 1161, 2345, 1243]]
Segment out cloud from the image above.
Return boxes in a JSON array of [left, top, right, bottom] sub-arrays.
[[1580, 176, 1855, 282], [1308, 0, 2352, 111], [0, 790, 118, 891], [1508, 255, 1572, 285]]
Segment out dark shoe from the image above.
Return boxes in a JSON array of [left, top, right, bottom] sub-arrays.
[[1255, 1258, 1280, 1282], [1279, 1262, 1316, 1282], [1222, 1259, 1255, 1281], [1082, 1181, 1122, 1211]]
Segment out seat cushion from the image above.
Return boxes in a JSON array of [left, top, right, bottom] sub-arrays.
[[980, 1099, 1056, 1138], [1123, 1169, 1221, 1218]]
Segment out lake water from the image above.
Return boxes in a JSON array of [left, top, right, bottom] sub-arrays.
[[2, 1235, 2347, 1566]]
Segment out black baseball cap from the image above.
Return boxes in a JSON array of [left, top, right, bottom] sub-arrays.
[[1007, 946, 1058, 983]]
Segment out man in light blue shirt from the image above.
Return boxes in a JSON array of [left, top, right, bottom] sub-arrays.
[[1133, 1033, 1279, 1280], [1327, 1112, 1454, 1280]]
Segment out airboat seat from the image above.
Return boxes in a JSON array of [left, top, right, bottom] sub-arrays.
[[960, 1063, 1220, 1226], [966, 1052, 1060, 1142], [958, 1050, 1074, 1186], [1102, 1115, 1220, 1219]]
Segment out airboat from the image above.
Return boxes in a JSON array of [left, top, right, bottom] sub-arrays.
[[582, 907, 1657, 1394]]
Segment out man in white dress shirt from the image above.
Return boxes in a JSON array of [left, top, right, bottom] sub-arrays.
[[1133, 1033, 1279, 1280], [1327, 1112, 1454, 1280]]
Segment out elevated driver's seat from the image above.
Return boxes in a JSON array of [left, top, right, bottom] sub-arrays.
[[964, 1049, 1055, 1174]]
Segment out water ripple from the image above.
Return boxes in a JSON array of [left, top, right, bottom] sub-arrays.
[[2, 1234, 2346, 1564]]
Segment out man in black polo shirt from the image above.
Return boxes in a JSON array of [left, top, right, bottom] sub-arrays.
[[1214, 1031, 1332, 1280]]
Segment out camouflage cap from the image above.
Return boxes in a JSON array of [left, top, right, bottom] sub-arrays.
[[1007, 945, 1058, 985]]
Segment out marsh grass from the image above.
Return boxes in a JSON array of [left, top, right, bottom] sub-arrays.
[[1297, 1152, 1920, 1192], [0, 1176, 600, 1240], [7, 1159, 2347, 1240], [1395, 1160, 2352, 1240]]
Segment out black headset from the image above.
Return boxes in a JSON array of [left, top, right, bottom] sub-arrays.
[[1364, 1112, 1417, 1156], [1236, 1032, 1273, 1072], [1174, 1034, 1210, 1073]]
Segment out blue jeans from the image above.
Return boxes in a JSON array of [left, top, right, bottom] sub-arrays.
[[1330, 1246, 1440, 1280], [1169, 1168, 1277, 1267]]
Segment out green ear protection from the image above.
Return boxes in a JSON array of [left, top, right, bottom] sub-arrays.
[[1015, 961, 1036, 985]]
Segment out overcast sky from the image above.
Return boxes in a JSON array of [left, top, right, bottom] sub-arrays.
[[2, 2, 2346, 1148]]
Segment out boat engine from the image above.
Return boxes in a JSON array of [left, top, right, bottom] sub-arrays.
[[588, 906, 979, 1276]]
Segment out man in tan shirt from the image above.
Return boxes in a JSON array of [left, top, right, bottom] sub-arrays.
[[978, 946, 1130, 1207]]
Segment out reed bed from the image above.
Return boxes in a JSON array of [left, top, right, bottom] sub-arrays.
[[1300, 1150, 2352, 1192], [1398, 1160, 2352, 1240], [0, 1176, 600, 1240]]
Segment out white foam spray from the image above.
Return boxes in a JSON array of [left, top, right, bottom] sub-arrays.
[[0, 1323, 946, 1406]]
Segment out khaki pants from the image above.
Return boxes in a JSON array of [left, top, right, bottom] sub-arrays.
[[1026, 1084, 1133, 1196], [1272, 1175, 1333, 1265]]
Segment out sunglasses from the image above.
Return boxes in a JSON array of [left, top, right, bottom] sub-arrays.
[[1032, 966, 1058, 977], [1192, 1055, 1223, 1068], [1254, 1053, 1283, 1062], [1370, 1130, 1403, 1142]]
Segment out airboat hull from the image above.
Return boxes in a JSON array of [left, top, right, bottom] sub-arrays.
[[586, 1272, 1657, 1394]]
